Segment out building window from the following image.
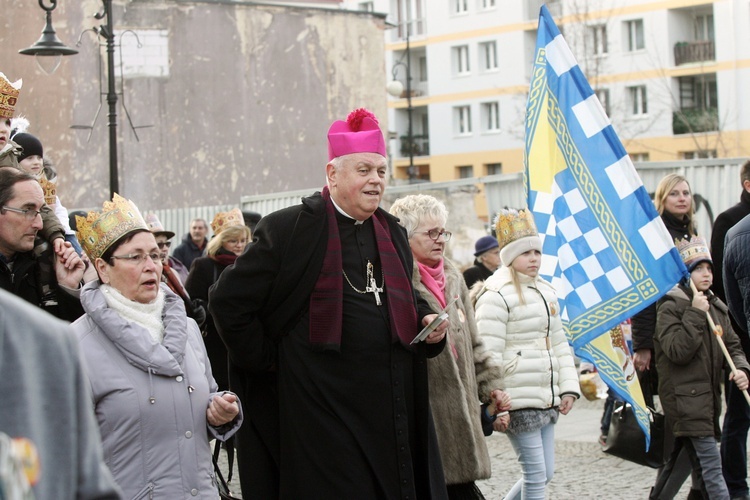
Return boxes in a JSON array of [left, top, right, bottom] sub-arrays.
[[453, 0, 468, 14], [695, 14, 714, 41], [358, 1, 374, 11], [455, 105, 472, 135], [628, 85, 647, 115], [480, 0, 496, 9], [481, 102, 500, 132], [457, 165, 474, 178], [419, 56, 428, 82], [630, 153, 650, 162], [595, 88, 610, 116], [479, 41, 498, 71], [679, 75, 717, 111], [682, 150, 717, 159], [590, 24, 608, 56], [485, 162, 502, 175], [625, 19, 644, 51], [453, 45, 471, 75]]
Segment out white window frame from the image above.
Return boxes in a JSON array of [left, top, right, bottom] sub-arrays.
[[480, 0, 496, 10], [630, 153, 650, 162], [628, 85, 648, 116], [453, 0, 468, 14], [457, 165, 474, 178], [485, 162, 502, 175], [625, 19, 644, 52], [455, 105, 472, 135], [481, 102, 500, 132], [595, 88, 610, 116], [453, 45, 471, 75], [479, 41, 498, 72], [591, 24, 608, 56]]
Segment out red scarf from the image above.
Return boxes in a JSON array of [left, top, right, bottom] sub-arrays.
[[309, 186, 418, 350]]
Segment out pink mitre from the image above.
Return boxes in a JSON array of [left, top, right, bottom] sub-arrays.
[[327, 108, 386, 161]]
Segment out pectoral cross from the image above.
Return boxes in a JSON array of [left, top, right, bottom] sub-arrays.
[[365, 261, 384, 306]]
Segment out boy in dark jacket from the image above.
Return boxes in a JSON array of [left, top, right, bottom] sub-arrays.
[[652, 236, 750, 500]]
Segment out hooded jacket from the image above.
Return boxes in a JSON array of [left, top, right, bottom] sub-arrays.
[[474, 266, 579, 410], [654, 285, 750, 438], [72, 281, 242, 499]]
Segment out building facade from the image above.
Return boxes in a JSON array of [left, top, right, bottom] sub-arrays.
[[343, 0, 749, 218]]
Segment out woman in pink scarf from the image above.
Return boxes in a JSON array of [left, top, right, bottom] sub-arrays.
[[390, 194, 510, 500]]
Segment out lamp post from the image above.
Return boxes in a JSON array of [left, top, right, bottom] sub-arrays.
[[19, 0, 78, 75], [386, 27, 416, 183], [20, 0, 120, 198]]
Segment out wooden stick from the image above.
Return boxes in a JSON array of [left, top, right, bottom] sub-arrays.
[[689, 280, 750, 405]]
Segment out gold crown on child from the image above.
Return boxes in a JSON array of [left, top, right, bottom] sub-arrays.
[[494, 208, 538, 249], [38, 174, 56, 206], [675, 236, 711, 269], [211, 208, 244, 235], [0, 73, 22, 119], [76, 194, 149, 260]]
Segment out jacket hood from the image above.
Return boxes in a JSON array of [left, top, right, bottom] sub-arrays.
[[79, 281, 187, 376]]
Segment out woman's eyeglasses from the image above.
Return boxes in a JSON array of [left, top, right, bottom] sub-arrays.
[[418, 229, 452, 242], [109, 253, 162, 265]]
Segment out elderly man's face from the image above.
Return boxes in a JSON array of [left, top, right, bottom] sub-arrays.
[[0, 180, 44, 259], [155, 234, 171, 263], [327, 153, 387, 221], [190, 220, 207, 243]]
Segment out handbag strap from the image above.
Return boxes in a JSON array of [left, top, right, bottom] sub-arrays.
[[212, 440, 233, 498]]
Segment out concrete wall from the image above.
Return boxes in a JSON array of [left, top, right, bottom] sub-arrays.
[[1, 0, 387, 211]]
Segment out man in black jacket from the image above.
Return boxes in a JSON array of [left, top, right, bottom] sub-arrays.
[[0, 168, 84, 321], [210, 108, 448, 499], [715, 159, 750, 500]]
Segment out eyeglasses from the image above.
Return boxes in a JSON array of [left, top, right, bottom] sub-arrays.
[[109, 253, 162, 265], [2, 205, 42, 220], [418, 229, 452, 242], [157, 241, 172, 249]]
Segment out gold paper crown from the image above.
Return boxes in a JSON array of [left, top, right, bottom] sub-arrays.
[[675, 236, 711, 271], [211, 208, 244, 235], [75, 194, 149, 260], [38, 174, 56, 206], [0, 73, 22, 119], [494, 208, 539, 250]]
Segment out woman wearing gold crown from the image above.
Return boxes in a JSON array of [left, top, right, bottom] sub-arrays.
[[390, 194, 511, 500], [650, 236, 749, 499], [474, 208, 579, 500], [71, 194, 243, 499], [186, 208, 250, 392]]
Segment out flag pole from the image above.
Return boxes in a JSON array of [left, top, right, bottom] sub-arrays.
[[689, 280, 750, 405]]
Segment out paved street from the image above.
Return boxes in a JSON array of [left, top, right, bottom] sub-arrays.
[[217, 396, 697, 499]]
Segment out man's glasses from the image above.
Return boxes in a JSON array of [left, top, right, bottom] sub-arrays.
[[2, 205, 42, 220], [418, 229, 452, 242], [157, 241, 172, 249], [109, 253, 162, 265]]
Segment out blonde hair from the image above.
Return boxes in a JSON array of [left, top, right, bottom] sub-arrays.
[[508, 266, 527, 305], [206, 224, 251, 257], [654, 173, 695, 234]]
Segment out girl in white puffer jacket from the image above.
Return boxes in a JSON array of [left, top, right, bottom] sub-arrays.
[[474, 209, 580, 500]]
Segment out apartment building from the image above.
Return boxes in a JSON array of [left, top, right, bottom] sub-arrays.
[[342, 0, 750, 213]]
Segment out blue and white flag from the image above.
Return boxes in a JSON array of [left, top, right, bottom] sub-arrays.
[[525, 5, 689, 446]]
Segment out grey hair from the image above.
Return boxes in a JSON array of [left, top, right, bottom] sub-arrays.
[[389, 194, 449, 238]]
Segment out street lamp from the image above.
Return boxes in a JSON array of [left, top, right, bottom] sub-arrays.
[[19, 0, 79, 75], [386, 28, 416, 183], [21, 0, 120, 198]]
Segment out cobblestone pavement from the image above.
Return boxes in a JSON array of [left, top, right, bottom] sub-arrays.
[[217, 397, 698, 499]]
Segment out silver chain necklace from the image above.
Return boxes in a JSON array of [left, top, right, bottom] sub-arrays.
[[343, 260, 384, 306]]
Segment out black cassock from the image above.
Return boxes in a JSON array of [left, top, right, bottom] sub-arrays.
[[278, 213, 436, 499]]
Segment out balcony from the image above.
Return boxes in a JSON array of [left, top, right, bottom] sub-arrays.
[[674, 40, 715, 66], [672, 108, 718, 135], [399, 134, 430, 157]]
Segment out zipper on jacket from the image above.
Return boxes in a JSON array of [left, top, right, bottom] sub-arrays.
[[530, 285, 555, 405]]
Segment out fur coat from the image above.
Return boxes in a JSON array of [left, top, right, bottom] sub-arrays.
[[412, 257, 503, 485]]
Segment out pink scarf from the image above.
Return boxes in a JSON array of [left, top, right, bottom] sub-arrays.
[[418, 260, 446, 308]]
